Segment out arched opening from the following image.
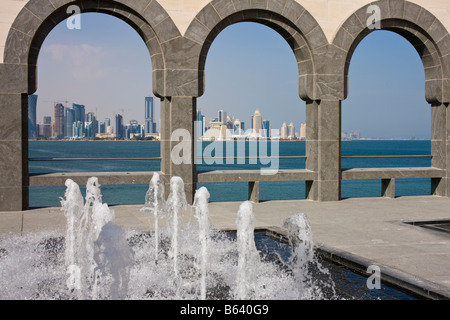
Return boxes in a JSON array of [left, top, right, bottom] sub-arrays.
[[342, 30, 432, 198], [28, 13, 158, 207], [196, 22, 307, 202]]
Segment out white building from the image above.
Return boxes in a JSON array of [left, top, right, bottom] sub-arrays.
[[281, 122, 288, 139]]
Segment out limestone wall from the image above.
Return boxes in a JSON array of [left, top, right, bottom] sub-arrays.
[[1, 0, 449, 63]]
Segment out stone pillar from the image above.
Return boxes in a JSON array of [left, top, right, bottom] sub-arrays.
[[167, 96, 197, 204], [381, 178, 395, 198], [431, 103, 448, 196], [305, 100, 318, 200], [159, 97, 171, 197], [0, 93, 28, 211], [446, 103, 450, 196], [248, 181, 259, 203], [317, 100, 341, 201]]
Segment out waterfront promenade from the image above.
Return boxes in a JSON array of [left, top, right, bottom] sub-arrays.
[[1, 195, 450, 299]]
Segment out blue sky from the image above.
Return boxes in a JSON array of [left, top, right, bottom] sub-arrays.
[[36, 13, 430, 139]]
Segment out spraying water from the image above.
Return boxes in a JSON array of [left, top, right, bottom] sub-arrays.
[[141, 172, 166, 263], [0, 174, 338, 300], [192, 186, 211, 300], [235, 201, 260, 300], [60, 177, 133, 300], [166, 177, 188, 290], [283, 213, 337, 299]]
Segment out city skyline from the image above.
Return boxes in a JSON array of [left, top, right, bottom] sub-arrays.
[[30, 94, 158, 140], [35, 13, 431, 140]]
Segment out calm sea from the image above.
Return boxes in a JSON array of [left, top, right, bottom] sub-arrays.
[[28, 140, 432, 208]]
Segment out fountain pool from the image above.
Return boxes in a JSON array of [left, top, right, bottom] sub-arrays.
[[0, 174, 418, 300]]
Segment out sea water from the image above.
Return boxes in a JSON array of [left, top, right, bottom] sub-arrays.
[[28, 140, 432, 207]]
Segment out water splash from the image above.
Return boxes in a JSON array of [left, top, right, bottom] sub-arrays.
[[235, 201, 260, 299], [192, 186, 211, 300], [0, 174, 338, 300], [141, 172, 166, 263], [94, 221, 134, 300], [283, 213, 337, 299], [60, 178, 132, 300], [166, 177, 188, 297]]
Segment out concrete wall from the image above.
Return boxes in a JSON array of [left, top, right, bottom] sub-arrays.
[[1, 0, 450, 61], [0, 0, 449, 210]]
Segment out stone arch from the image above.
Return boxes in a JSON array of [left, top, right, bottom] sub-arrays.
[[0, 0, 181, 210], [331, 0, 450, 199], [332, 0, 450, 103], [2, 0, 181, 97], [184, 0, 329, 101]]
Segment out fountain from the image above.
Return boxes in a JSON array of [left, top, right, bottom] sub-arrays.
[[0, 173, 338, 300]]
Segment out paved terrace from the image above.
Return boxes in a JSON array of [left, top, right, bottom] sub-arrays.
[[1, 195, 450, 299]]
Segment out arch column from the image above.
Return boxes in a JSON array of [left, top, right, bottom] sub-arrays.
[[305, 99, 342, 201], [447, 103, 450, 196], [0, 64, 29, 211], [431, 103, 448, 195], [160, 96, 197, 204], [317, 99, 342, 201]]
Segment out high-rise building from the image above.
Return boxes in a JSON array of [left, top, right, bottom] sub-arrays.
[[125, 120, 142, 139], [300, 123, 306, 140], [197, 109, 205, 138], [145, 96, 157, 134], [218, 110, 227, 125], [281, 122, 288, 139], [39, 116, 52, 138], [73, 121, 83, 138], [115, 114, 123, 138], [262, 120, 270, 138], [99, 122, 106, 134], [252, 110, 262, 136], [65, 108, 75, 138], [72, 103, 85, 136], [54, 103, 65, 139], [288, 122, 295, 139], [28, 94, 38, 139], [85, 112, 98, 138]]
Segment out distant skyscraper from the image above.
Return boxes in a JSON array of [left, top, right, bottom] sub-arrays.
[[65, 108, 75, 138], [40, 116, 52, 138], [281, 122, 288, 139], [99, 122, 106, 134], [85, 112, 98, 138], [197, 109, 205, 137], [288, 122, 295, 139], [73, 121, 84, 138], [253, 110, 262, 136], [28, 94, 38, 139], [72, 103, 85, 135], [145, 96, 156, 134], [54, 103, 65, 139], [300, 123, 306, 140], [218, 110, 227, 125], [115, 114, 123, 138], [262, 120, 270, 138]]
